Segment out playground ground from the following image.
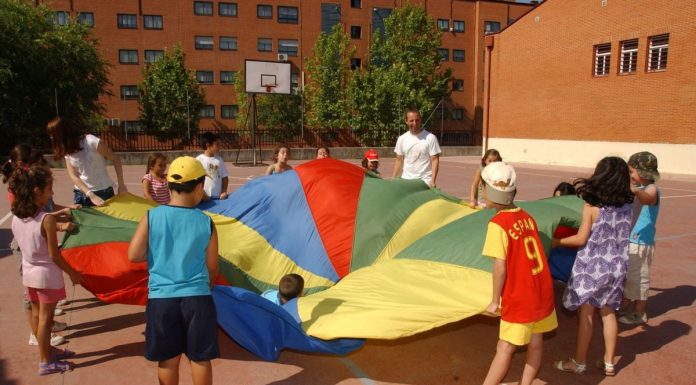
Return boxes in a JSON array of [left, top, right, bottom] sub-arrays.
[[0, 155, 695, 385]]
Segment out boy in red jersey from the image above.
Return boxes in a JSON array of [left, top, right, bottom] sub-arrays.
[[480, 162, 557, 385]]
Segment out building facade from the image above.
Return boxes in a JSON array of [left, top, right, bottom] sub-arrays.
[[484, 0, 696, 175], [41, 0, 532, 147]]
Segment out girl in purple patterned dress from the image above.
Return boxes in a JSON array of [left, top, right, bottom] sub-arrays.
[[552, 157, 634, 377]]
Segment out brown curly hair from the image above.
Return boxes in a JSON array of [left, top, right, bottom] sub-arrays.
[[9, 166, 53, 219], [46, 116, 84, 160]]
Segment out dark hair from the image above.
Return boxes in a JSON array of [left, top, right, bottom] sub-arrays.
[[46, 116, 85, 160], [2, 143, 32, 184], [168, 175, 205, 194], [317, 147, 330, 156], [404, 107, 420, 118], [481, 149, 502, 167], [200, 132, 220, 150], [279, 273, 304, 302], [9, 166, 53, 219], [272, 145, 289, 163], [29, 149, 47, 167], [574, 157, 634, 208], [146, 153, 167, 174], [553, 182, 576, 197], [361, 158, 369, 169]]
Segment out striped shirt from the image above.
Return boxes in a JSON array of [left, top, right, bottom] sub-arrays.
[[143, 173, 170, 205]]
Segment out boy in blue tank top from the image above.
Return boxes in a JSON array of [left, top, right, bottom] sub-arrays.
[[128, 156, 219, 385]]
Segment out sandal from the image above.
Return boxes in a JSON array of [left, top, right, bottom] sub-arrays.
[[596, 360, 616, 376], [52, 348, 75, 360], [554, 358, 586, 374], [38, 360, 72, 376]]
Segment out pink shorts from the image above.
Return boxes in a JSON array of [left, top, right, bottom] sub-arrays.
[[25, 287, 66, 304]]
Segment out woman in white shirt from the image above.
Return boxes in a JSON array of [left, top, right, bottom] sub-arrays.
[[46, 117, 127, 207]]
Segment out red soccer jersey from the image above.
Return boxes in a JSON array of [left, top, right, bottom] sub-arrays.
[[483, 208, 555, 323]]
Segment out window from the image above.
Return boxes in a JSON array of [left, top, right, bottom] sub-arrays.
[[196, 71, 214, 84], [195, 36, 214, 50], [117, 14, 137, 29], [220, 71, 237, 84], [350, 26, 362, 39], [257, 4, 272, 19], [594, 43, 611, 76], [351, 0, 362, 8], [77, 12, 94, 27], [221, 105, 239, 119], [220, 37, 238, 51], [119, 49, 138, 64], [291, 72, 299, 89], [219, 3, 238, 17], [619, 39, 638, 75], [143, 15, 163, 30], [278, 39, 298, 56], [452, 108, 464, 120], [453, 49, 465, 62], [453, 79, 464, 91], [120, 85, 139, 100], [194, 2, 214, 16], [124, 121, 142, 133], [351, 58, 362, 70], [647, 34, 669, 72], [257, 38, 272, 52], [144, 50, 164, 63], [278, 6, 298, 23], [453, 20, 465, 33], [484, 21, 501, 34], [53, 11, 69, 26], [437, 48, 449, 61], [372, 8, 391, 36], [321, 3, 341, 33], [200, 105, 215, 118], [437, 19, 449, 32]]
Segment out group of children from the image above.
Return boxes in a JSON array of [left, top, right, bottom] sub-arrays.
[[479, 151, 661, 384]]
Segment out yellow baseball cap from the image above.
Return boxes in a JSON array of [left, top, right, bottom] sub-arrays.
[[166, 156, 207, 183]]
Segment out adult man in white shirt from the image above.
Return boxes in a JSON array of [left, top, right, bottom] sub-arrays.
[[391, 108, 441, 188]]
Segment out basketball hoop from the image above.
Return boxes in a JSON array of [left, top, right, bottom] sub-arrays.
[[264, 84, 276, 93]]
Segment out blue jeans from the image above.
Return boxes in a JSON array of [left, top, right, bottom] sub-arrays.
[[73, 186, 115, 207]]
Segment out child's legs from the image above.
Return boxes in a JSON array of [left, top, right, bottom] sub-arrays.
[[482, 339, 516, 385], [520, 333, 543, 385], [29, 300, 40, 337], [190, 360, 212, 385], [624, 243, 653, 315], [37, 301, 57, 363], [158, 355, 181, 385], [600, 307, 618, 364], [575, 304, 595, 364]]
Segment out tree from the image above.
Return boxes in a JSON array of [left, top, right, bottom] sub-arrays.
[[305, 24, 355, 129], [349, 4, 452, 145], [138, 45, 205, 141], [0, 0, 111, 153]]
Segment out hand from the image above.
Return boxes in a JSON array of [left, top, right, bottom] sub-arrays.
[[468, 200, 477, 208], [429, 181, 437, 189], [552, 238, 560, 248], [88, 192, 105, 206], [220, 192, 228, 200], [72, 204, 82, 210], [58, 222, 76, 233], [485, 301, 500, 316], [118, 185, 129, 195], [69, 270, 83, 286]]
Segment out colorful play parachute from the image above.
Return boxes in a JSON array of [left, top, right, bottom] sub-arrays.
[[61, 158, 583, 360]]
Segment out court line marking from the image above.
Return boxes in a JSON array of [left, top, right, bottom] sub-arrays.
[[661, 194, 696, 199], [656, 232, 696, 241], [339, 357, 375, 385], [0, 211, 12, 226]]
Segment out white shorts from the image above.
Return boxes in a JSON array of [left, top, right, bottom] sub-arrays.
[[623, 243, 654, 301]]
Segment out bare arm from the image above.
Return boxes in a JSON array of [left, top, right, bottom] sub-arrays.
[[554, 204, 597, 248], [206, 223, 220, 287], [96, 141, 127, 194], [220, 177, 229, 199], [142, 178, 156, 203], [128, 214, 149, 263], [43, 214, 82, 285], [265, 164, 275, 176], [392, 155, 404, 179], [66, 160, 105, 206], [470, 169, 482, 206], [485, 258, 506, 315], [429, 155, 440, 188], [632, 184, 658, 205]]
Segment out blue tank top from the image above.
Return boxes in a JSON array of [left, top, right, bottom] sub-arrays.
[[147, 205, 213, 298], [631, 185, 660, 245]]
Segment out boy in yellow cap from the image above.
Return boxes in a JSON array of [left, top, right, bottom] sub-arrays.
[[128, 156, 219, 385]]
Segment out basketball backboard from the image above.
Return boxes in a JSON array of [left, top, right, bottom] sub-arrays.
[[244, 60, 292, 94]]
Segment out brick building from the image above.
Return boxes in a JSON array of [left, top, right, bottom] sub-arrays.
[[41, 0, 532, 146], [483, 0, 696, 175]]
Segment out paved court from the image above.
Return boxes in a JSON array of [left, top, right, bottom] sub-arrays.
[[1, 155, 695, 385]]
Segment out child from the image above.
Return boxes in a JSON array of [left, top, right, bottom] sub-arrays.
[[142, 153, 171, 205], [553, 182, 576, 197], [470, 149, 502, 208], [265, 145, 293, 175], [361, 149, 380, 176], [10, 165, 82, 375], [128, 156, 220, 385], [316, 147, 331, 159], [619, 152, 660, 325], [196, 132, 229, 200], [261, 274, 305, 305], [553, 157, 634, 377], [480, 162, 557, 385]]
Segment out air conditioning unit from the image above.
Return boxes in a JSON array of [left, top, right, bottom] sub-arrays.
[[277, 53, 288, 62], [110, 118, 121, 127], [449, 27, 454, 32]]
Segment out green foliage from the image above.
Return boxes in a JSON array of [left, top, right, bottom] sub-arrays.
[[138, 45, 205, 141], [0, 0, 110, 153], [349, 3, 452, 145], [305, 24, 355, 129]]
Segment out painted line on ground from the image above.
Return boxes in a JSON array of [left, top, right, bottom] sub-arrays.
[[339, 357, 376, 385], [661, 194, 696, 199], [656, 232, 696, 241], [0, 211, 12, 226]]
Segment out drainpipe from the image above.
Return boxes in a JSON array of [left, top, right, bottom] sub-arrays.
[[483, 34, 494, 153]]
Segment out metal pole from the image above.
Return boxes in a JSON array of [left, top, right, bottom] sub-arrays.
[[186, 88, 191, 141], [54, 88, 59, 116], [440, 96, 444, 139], [251, 94, 257, 165]]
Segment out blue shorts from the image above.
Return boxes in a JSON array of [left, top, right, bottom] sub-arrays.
[[145, 295, 220, 362], [73, 186, 114, 207]]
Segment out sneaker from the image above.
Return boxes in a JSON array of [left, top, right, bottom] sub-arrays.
[[618, 312, 647, 325], [51, 321, 67, 332], [38, 360, 72, 376], [29, 333, 66, 346], [57, 299, 69, 307], [54, 308, 64, 316]]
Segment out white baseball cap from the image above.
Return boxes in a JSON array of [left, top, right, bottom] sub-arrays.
[[480, 161, 517, 205]]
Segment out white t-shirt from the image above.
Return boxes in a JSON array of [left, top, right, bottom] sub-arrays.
[[65, 134, 114, 191], [196, 154, 229, 198], [394, 129, 441, 184]]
